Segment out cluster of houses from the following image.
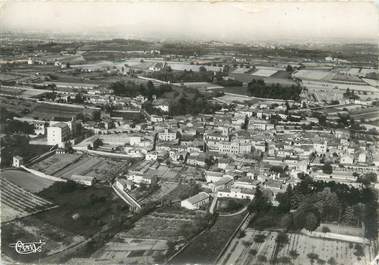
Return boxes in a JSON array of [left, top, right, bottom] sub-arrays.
[[10, 79, 378, 213]]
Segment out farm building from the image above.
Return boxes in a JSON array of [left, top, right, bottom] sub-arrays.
[[12, 155, 24, 168], [69, 175, 96, 186], [181, 192, 210, 210]]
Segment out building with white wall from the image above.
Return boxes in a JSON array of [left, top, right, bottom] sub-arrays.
[[181, 192, 210, 210], [47, 122, 70, 147]]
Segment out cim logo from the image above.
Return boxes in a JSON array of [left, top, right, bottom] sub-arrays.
[[9, 240, 46, 255]]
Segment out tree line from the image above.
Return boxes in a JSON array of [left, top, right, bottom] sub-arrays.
[[247, 79, 302, 100]]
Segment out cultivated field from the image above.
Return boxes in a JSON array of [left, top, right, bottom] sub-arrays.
[[1, 169, 55, 193], [27, 103, 90, 120], [219, 229, 375, 265], [140, 181, 178, 204], [52, 155, 127, 181], [30, 153, 129, 182], [1, 177, 55, 223], [124, 211, 199, 241], [91, 236, 168, 265], [31, 153, 82, 175]]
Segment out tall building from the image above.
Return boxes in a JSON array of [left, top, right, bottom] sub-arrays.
[[47, 122, 70, 147]]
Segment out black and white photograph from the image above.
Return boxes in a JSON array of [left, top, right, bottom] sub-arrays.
[[0, 1, 378, 265]]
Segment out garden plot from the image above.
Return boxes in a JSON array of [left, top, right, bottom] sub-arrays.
[[30, 153, 82, 175], [91, 235, 168, 265], [124, 211, 198, 241], [219, 229, 373, 265], [53, 155, 127, 181]]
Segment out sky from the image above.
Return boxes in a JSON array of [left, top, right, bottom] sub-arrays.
[[0, 1, 378, 42]]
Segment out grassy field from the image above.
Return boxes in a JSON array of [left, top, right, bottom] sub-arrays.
[[36, 182, 129, 237], [27, 102, 92, 120], [1, 215, 85, 263], [171, 212, 246, 264]]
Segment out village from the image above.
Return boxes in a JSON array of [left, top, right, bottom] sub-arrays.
[[0, 35, 378, 265]]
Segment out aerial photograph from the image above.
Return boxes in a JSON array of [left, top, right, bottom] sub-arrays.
[[0, 1, 378, 265]]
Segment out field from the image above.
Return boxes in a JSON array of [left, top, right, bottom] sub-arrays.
[[0, 72, 23, 81], [1, 177, 55, 223], [219, 229, 375, 265], [30, 153, 82, 175], [52, 155, 128, 181], [91, 236, 168, 265], [0, 96, 37, 116], [171, 212, 246, 264], [35, 182, 130, 237], [0, 86, 46, 98], [140, 181, 178, 204], [124, 210, 200, 241], [1, 214, 85, 263], [1, 169, 55, 193], [252, 69, 278, 77], [26, 102, 92, 120], [30, 153, 130, 182]]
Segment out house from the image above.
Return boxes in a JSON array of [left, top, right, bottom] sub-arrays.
[[149, 62, 167, 72], [150, 115, 164, 123], [205, 170, 224, 183], [357, 152, 366, 163], [152, 98, 170, 113], [186, 153, 207, 167], [181, 192, 210, 210], [341, 154, 354, 165], [56, 148, 66, 154], [158, 129, 177, 142], [12, 155, 23, 168], [70, 175, 96, 186], [209, 176, 234, 192], [217, 187, 255, 200], [313, 140, 328, 154], [145, 151, 158, 161], [115, 178, 135, 191]]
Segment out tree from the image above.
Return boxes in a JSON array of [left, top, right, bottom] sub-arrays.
[[253, 234, 266, 243], [286, 65, 294, 73], [341, 206, 355, 225], [289, 250, 299, 259], [307, 253, 319, 264], [327, 257, 337, 265], [357, 172, 377, 186], [322, 163, 333, 174], [321, 226, 331, 233], [304, 212, 319, 231], [199, 66, 207, 72], [248, 187, 272, 213], [249, 249, 257, 256], [276, 232, 289, 245]]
